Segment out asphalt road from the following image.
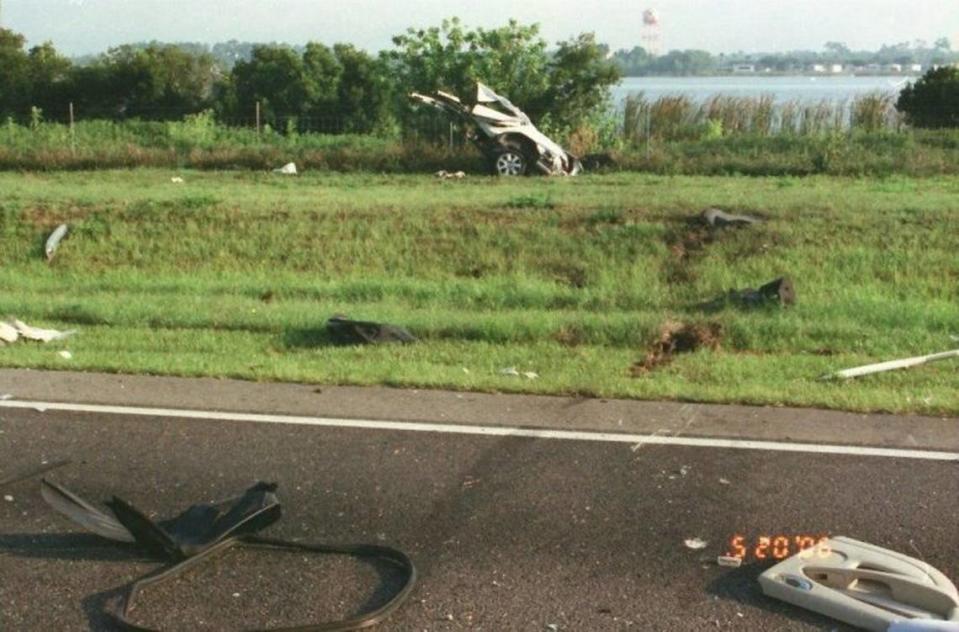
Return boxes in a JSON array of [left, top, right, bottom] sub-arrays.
[[1, 397, 957, 631]]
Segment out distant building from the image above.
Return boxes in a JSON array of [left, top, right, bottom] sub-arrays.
[[829, 64, 843, 73], [908, 64, 922, 73], [732, 64, 756, 73], [885, 63, 903, 73], [811, 64, 826, 73]]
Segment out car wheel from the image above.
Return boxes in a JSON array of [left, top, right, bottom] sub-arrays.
[[492, 147, 528, 176]]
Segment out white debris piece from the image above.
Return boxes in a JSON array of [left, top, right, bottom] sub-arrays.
[[523, 371, 539, 380], [45, 223, 69, 261], [435, 170, 466, 180], [7, 318, 76, 343], [3, 495, 13, 502], [273, 162, 298, 175], [0, 394, 12, 401], [823, 349, 959, 380], [684, 538, 709, 550], [718, 478, 731, 485], [499, 367, 520, 377], [718, 555, 743, 568], [171, 176, 185, 183], [0, 321, 18, 344], [58, 350, 73, 360]]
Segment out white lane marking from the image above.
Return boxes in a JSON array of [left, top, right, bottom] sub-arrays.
[[1, 400, 958, 461]]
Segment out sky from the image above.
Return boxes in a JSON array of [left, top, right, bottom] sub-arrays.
[[3, 0, 959, 56]]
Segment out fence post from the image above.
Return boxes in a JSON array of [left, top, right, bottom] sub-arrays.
[[448, 121, 454, 151], [645, 107, 651, 160], [255, 101, 261, 136], [68, 102, 76, 155]]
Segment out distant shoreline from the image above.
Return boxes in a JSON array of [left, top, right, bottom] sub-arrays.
[[619, 72, 922, 78]]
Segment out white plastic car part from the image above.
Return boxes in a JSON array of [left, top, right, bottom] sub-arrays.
[[759, 536, 959, 631]]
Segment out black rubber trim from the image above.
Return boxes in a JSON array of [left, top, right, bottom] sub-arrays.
[[110, 535, 417, 631]]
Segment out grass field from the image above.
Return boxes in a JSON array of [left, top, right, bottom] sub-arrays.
[[1, 169, 957, 415]]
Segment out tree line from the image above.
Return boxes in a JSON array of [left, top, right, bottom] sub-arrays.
[[0, 19, 619, 134]]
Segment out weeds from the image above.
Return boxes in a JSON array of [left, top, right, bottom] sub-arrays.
[[0, 97, 957, 176]]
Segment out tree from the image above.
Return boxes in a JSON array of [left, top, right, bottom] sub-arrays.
[[0, 29, 33, 119], [301, 42, 343, 129], [72, 44, 216, 119], [535, 33, 620, 128], [824, 41, 850, 59], [386, 18, 550, 110], [28, 42, 73, 117], [387, 18, 617, 129], [333, 44, 391, 133], [896, 66, 959, 128], [229, 45, 309, 125]]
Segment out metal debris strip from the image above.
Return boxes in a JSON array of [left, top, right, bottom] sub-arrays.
[[40, 479, 417, 630], [42, 479, 282, 559], [821, 349, 959, 381], [45, 223, 69, 261], [700, 208, 760, 228], [112, 536, 417, 632], [2, 318, 76, 343]]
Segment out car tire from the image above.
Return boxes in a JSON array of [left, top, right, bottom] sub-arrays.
[[492, 144, 528, 176]]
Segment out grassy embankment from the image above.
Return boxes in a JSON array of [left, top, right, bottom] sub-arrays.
[[1, 170, 957, 415]]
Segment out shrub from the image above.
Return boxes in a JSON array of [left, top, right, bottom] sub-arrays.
[[896, 66, 959, 128]]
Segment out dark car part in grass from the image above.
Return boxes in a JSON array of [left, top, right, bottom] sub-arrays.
[[410, 83, 582, 177], [40, 479, 417, 631], [327, 315, 417, 345], [700, 277, 796, 311]]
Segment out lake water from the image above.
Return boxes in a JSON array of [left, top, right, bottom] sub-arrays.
[[612, 75, 913, 105]]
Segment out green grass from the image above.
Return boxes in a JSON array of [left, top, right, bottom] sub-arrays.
[[1, 170, 958, 415]]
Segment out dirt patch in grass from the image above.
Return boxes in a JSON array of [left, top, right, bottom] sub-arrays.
[[549, 263, 588, 288], [553, 325, 586, 347], [631, 320, 723, 375], [19, 204, 94, 230], [663, 213, 778, 282], [663, 223, 716, 282]]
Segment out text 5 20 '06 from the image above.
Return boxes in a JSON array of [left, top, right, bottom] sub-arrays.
[[726, 535, 831, 561]]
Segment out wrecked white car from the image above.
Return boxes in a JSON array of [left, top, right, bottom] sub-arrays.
[[410, 83, 582, 177]]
